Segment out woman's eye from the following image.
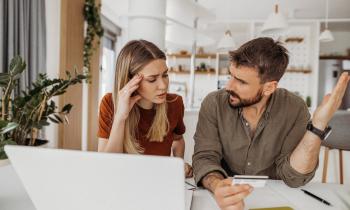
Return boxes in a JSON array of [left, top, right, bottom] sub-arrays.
[[148, 79, 156, 83], [162, 74, 168, 78]]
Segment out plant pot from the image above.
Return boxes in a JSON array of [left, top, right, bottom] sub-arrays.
[[0, 139, 49, 167], [24, 138, 49, 147]]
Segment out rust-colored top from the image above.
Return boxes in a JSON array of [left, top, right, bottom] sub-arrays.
[[98, 93, 186, 156]]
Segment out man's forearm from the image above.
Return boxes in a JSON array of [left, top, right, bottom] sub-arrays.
[[290, 129, 322, 174], [202, 172, 225, 193]]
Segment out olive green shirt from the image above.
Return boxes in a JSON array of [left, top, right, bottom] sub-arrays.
[[193, 88, 317, 188]]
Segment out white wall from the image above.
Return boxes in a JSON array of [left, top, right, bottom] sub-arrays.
[[317, 60, 339, 104], [320, 31, 350, 56], [45, 0, 61, 148]]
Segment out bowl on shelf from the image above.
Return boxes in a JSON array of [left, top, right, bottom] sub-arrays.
[[179, 50, 188, 55]]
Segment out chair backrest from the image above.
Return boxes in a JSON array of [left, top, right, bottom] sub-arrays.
[[322, 110, 350, 150]]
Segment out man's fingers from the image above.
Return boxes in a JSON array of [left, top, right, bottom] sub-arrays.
[[329, 72, 350, 104], [320, 94, 331, 106], [217, 178, 233, 187], [217, 184, 252, 198], [222, 201, 245, 210], [221, 188, 252, 207]]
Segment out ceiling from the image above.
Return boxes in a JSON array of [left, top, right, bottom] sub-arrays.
[[198, 0, 350, 20], [103, 0, 350, 20], [102, 0, 350, 50]]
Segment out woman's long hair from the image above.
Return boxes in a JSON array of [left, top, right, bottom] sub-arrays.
[[113, 40, 169, 154]]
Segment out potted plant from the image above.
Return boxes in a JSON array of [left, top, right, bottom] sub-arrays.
[[0, 56, 88, 164]]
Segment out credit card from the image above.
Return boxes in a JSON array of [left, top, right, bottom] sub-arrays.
[[232, 175, 268, 188]]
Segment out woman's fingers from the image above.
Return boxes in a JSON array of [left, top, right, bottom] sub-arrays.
[[120, 75, 143, 96], [126, 85, 139, 96], [130, 95, 142, 107], [125, 74, 143, 89], [120, 84, 139, 98]]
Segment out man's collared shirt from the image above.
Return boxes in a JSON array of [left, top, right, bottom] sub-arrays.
[[193, 88, 316, 188]]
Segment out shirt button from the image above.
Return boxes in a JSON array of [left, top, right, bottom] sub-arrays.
[[247, 162, 251, 166]]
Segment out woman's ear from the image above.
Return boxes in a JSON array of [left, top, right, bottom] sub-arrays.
[[263, 81, 278, 96]]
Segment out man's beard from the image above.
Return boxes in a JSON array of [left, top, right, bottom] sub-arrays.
[[226, 88, 264, 109]]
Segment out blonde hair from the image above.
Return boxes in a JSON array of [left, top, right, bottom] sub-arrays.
[[113, 40, 169, 154]]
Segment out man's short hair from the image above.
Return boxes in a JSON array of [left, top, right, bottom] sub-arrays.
[[229, 37, 289, 83]]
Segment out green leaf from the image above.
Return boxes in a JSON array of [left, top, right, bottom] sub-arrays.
[[0, 120, 8, 129], [0, 122, 18, 134], [0, 151, 7, 159], [0, 139, 17, 159], [38, 120, 50, 127], [48, 116, 59, 124], [54, 114, 63, 123], [0, 73, 10, 83], [53, 90, 66, 96], [64, 115, 69, 124], [61, 104, 73, 114], [65, 71, 71, 78], [9, 56, 26, 76]]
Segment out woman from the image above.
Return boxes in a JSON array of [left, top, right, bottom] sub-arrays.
[[97, 39, 192, 177]]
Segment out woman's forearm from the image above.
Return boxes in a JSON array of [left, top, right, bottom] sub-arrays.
[[103, 118, 126, 153], [172, 138, 185, 158]]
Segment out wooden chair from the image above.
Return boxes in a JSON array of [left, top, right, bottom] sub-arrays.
[[322, 111, 350, 184]]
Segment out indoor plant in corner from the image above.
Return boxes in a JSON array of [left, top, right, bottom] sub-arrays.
[[0, 56, 88, 165]]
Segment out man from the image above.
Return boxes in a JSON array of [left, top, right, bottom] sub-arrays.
[[192, 37, 350, 210]]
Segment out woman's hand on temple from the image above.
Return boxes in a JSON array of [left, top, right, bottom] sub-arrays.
[[115, 74, 143, 121]]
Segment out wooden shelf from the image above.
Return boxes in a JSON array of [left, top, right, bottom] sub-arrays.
[[217, 69, 312, 75], [286, 69, 312, 74], [169, 71, 216, 75], [319, 55, 350, 60], [167, 53, 216, 59]]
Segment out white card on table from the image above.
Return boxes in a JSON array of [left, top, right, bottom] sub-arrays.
[[232, 175, 268, 188]]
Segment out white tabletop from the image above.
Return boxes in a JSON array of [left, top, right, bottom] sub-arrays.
[[0, 165, 36, 210], [1, 165, 350, 210], [189, 179, 350, 210]]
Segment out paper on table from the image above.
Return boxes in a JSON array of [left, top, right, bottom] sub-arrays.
[[245, 185, 295, 210]]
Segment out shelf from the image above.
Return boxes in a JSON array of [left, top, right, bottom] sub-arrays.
[[217, 69, 312, 76], [169, 71, 216, 75], [167, 53, 217, 59], [319, 56, 350, 60], [286, 69, 312, 74]]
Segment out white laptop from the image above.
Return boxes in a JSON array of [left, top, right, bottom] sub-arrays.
[[5, 145, 188, 210]]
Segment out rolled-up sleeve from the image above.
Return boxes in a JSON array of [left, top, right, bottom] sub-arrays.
[[192, 93, 228, 186], [275, 104, 317, 188]]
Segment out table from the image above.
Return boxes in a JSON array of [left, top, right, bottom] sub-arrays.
[[1, 165, 350, 210], [188, 179, 350, 210]]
